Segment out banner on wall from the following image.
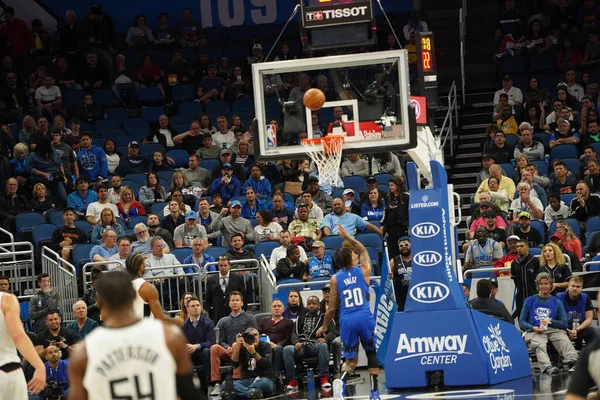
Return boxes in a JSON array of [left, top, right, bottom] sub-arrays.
[[44, 0, 412, 32]]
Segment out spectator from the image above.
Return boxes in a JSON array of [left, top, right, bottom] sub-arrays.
[[76, 133, 108, 185], [86, 184, 119, 225], [0, 177, 30, 234], [138, 172, 167, 212], [182, 154, 211, 193], [465, 209, 507, 247], [584, 158, 600, 192], [107, 237, 131, 271], [243, 165, 272, 202], [42, 345, 69, 395], [557, 37, 582, 71], [294, 176, 333, 214], [196, 134, 220, 159], [213, 116, 236, 149], [131, 223, 170, 255], [276, 244, 307, 281], [509, 182, 544, 222], [496, 107, 519, 137], [270, 230, 308, 270], [549, 119, 581, 148], [146, 237, 185, 277], [169, 172, 192, 199], [553, 220, 583, 259], [582, 30, 600, 65], [341, 188, 361, 215], [154, 12, 176, 47], [199, 114, 217, 135], [519, 272, 578, 375], [360, 188, 386, 222], [464, 227, 503, 271], [521, 167, 549, 204], [182, 296, 215, 384], [81, 52, 107, 89], [210, 163, 241, 203], [11, 142, 31, 195], [161, 190, 191, 221], [241, 187, 267, 219], [76, 93, 102, 126], [523, 77, 551, 109], [0, 7, 33, 58], [165, 50, 192, 87], [403, 10, 429, 41], [19, 115, 37, 146], [468, 279, 513, 324], [511, 240, 540, 316], [476, 154, 496, 187], [108, 176, 124, 204], [210, 148, 247, 182], [381, 177, 410, 258], [50, 129, 77, 192], [474, 164, 515, 203], [389, 236, 413, 310], [341, 154, 369, 178], [539, 243, 572, 295], [283, 295, 334, 391], [307, 241, 334, 280], [570, 182, 600, 225], [31, 183, 53, 216], [514, 128, 545, 161], [204, 257, 246, 323], [294, 191, 324, 223], [173, 210, 208, 248], [110, 54, 141, 108], [562, 69, 585, 101], [493, 74, 523, 106], [558, 276, 600, 345], [103, 139, 120, 175], [196, 64, 226, 103], [126, 14, 154, 47], [487, 177, 511, 212], [522, 104, 545, 131], [144, 115, 177, 149], [550, 234, 583, 273], [115, 141, 150, 176], [550, 161, 578, 194], [136, 54, 165, 97], [226, 65, 252, 101], [258, 299, 293, 377], [34, 312, 79, 359], [182, 238, 216, 275], [197, 198, 220, 245], [371, 152, 404, 176], [544, 194, 570, 228], [494, 235, 520, 277], [51, 208, 88, 261], [173, 120, 204, 154], [90, 207, 125, 244], [283, 290, 306, 322], [90, 229, 118, 262], [34, 75, 63, 118], [492, 93, 512, 121], [513, 211, 543, 247], [269, 194, 294, 229], [26, 135, 68, 207], [29, 273, 60, 332], [116, 186, 145, 223], [65, 300, 98, 339], [177, 8, 204, 48], [146, 212, 174, 248], [149, 151, 173, 174], [254, 210, 283, 242], [321, 198, 382, 237], [211, 200, 255, 248]]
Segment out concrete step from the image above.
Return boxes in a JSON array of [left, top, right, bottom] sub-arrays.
[[450, 172, 479, 179]]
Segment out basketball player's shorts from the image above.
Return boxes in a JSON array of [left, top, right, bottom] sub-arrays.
[[340, 313, 375, 359], [0, 365, 28, 400]]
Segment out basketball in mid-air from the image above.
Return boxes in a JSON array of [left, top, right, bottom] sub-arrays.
[[303, 88, 326, 111]]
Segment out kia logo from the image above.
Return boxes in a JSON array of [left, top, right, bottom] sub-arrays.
[[410, 282, 450, 304], [411, 222, 440, 239], [413, 251, 442, 267]]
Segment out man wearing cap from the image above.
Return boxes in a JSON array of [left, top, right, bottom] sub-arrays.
[[211, 147, 246, 181], [213, 116, 235, 149], [493, 74, 523, 107], [321, 198, 383, 238], [115, 140, 150, 176], [173, 210, 208, 248], [306, 241, 334, 280], [514, 128, 545, 161], [211, 200, 255, 249], [464, 227, 503, 271], [295, 176, 333, 214], [468, 279, 513, 324], [474, 164, 515, 203], [182, 154, 211, 192], [476, 154, 496, 187], [342, 188, 361, 215], [389, 236, 412, 311], [76, 133, 108, 185], [196, 133, 220, 159], [269, 230, 308, 271], [248, 43, 264, 65], [210, 163, 241, 204], [509, 181, 544, 223], [51, 208, 89, 262], [494, 235, 520, 277], [359, 176, 386, 204], [513, 211, 543, 247], [467, 203, 506, 237], [496, 106, 519, 136], [549, 118, 581, 148], [196, 63, 226, 103], [549, 234, 582, 273], [570, 182, 600, 225], [67, 177, 99, 218]]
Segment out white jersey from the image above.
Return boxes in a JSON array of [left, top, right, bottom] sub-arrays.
[[0, 292, 20, 366], [83, 318, 176, 400], [132, 278, 151, 319]]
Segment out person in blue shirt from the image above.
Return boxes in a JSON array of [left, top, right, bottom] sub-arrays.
[[321, 198, 383, 238], [241, 187, 266, 219], [519, 272, 579, 375], [76, 133, 108, 185], [43, 345, 69, 395], [307, 241, 335, 280], [242, 165, 272, 202], [89, 229, 119, 262], [67, 177, 99, 218], [182, 238, 216, 276], [360, 188, 386, 222], [209, 163, 240, 203]]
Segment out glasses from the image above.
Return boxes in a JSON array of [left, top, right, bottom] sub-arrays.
[[135, 230, 148, 235], [480, 205, 490, 209], [399, 243, 410, 248]]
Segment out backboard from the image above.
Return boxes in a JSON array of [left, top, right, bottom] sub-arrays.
[[251, 50, 417, 161]]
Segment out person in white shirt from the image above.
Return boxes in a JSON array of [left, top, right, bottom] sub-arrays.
[[212, 116, 235, 148], [86, 184, 119, 225], [561, 69, 585, 102], [269, 230, 307, 271], [107, 237, 131, 271], [509, 182, 544, 223], [146, 237, 185, 277], [107, 175, 124, 204], [35, 74, 63, 117], [341, 154, 369, 178], [493, 75, 523, 106], [294, 191, 324, 222]]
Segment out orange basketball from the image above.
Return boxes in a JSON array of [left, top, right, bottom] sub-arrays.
[[303, 88, 326, 111]]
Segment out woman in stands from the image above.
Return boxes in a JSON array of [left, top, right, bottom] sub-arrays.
[[230, 115, 245, 132], [233, 139, 255, 169], [199, 114, 216, 135], [139, 172, 167, 212], [90, 208, 125, 245], [31, 182, 53, 216], [126, 14, 154, 48], [522, 103, 545, 132], [487, 176, 510, 213], [557, 37, 582, 72], [103, 139, 120, 175], [116, 186, 146, 224], [145, 115, 178, 150], [282, 159, 311, 190], [526, 19, 552, 53], [169, 171, 195, 206], [554, 220, 583, 259], [52, 115, 71, 136], [282, 290, 306, 321], [523, 77, 551, 111], [274, 43, 297, 61], [160, 199, 185, 235], [556, 86, 581, 117], [254, 210, 283, 242], [19, 115, 37, 145], [513, 154, 530, 182], [361, 188, 386, 222], [27, 135, 68, 207], [539, 243, 572, 294], [382, 176, 409, 258], [11, 142, 31, 196], [480, 124, 500, 155], [149, 151, 173, 173]]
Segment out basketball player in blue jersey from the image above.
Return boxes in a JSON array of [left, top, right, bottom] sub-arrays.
[[316, 225, 379, 400]]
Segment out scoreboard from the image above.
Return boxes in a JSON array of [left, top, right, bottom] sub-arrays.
[[416, 32, 438, 106]]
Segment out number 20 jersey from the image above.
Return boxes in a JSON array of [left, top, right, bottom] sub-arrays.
[[83, 318, 176, 400], [336, 266, 371, 319]]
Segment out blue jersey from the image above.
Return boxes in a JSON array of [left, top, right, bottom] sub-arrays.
[[336, 266, 370, 318]]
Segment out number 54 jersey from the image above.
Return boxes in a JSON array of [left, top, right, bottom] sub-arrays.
[[83, 318, 176, 400], [336, 266, 371, 319]]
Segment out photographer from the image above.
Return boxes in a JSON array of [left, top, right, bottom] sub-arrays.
[[231, 328, 275, 398], [41, 345, 69, 399]]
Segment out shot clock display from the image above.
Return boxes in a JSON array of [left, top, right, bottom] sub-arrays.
[[416, 32, 438, 105], [420, 35, 436, 73]]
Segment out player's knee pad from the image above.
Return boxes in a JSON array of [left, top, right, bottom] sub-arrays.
[[365, 350, 379, 368]]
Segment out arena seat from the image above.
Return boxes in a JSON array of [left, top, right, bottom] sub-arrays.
[[124, 174, 148, 188], [171, 247, 193, 264], [171, 84, 196, 103], [72, 244, 96, 276], [128, 215, 148, 228], [178, 102, 204, 119], [120, 180, 140, 197], [94, 90, 121, 107], [95, 120, 120, 131], [104, 107, 129, 122], [15, 213, 45, 241], [151, 202, 167, 216], [166, 149, 191, 168], [254, 241, 280, 260], [529, 220, 546, 242], [200, 158, 220, 171], [550, 145, 578, 162], [140, 143, 165, 156], [138, 87, 164, 105], [32, 223, 57, 254], [323, 235, 344, 250], [141, 106, 165, 123], [74, 220, 93, 237], [548, 218, 580, 237], [205, 246, 228, 259], [169, 116, 192, 126], [123, 118, 150, 132], [205, 101, 230, 115], [341, 176, 367, 193]]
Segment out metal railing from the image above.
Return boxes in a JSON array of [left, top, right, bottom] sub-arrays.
[[41, 246, 78, 322], [440, 81, 459, 157], [143, 265, 203, 316], [205, 259, 262, 307], [260, 254, 276, 307], [0, 241, 35, 298], [81, 260, 126, 292]]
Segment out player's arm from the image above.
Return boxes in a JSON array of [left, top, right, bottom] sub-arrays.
[[317, 276, 338, 336], [68, 342, 88, 400], [337, 224, 371, 276], [164, 321, 202, 400], [2, 293, 46, 394], [139, 281, 183, 326]]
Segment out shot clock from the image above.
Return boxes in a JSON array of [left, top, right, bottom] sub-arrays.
[[416, 32, 438, 106]]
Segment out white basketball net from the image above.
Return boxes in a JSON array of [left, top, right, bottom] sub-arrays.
[[301, 136, 344, 188]]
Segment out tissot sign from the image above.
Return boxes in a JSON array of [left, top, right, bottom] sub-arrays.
[[303, 1, 374, 28]]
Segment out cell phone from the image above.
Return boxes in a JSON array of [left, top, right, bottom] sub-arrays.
[[237, 75, 242, 81], [508, 210, 513, 220]]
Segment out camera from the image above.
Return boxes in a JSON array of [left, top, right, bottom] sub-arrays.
[[41, 377, 66, 400], [240, 331, 256, 345]]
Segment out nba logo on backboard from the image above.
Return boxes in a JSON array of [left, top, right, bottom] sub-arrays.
[[410, 96, 428, 125], [266, 124, 277, 147]]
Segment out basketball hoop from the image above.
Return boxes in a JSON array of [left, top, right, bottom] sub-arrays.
[[300, 135, 345, 188]]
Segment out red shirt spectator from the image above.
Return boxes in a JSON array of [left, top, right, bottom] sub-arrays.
[[493, 235, 520, 277], [0, 7, 33, 57]]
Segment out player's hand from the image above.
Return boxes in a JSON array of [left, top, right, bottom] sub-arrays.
[[337, 224, 349, 240], [28, 367, 46, 394], [315, 327, 326, 337]]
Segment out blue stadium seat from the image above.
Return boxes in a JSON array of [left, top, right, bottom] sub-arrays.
[[529, 52, 556, 73], [179, 48, 197, 64], [97, 129, 127, 142], [560, 193, 576, 208], [587, 231, 599, 250], [72, 244, 96, 276], [204, 27, 228, 45], [356, 233, 383, 253], [228, 25, 253, 44], [141, 106, 165, 123], [200, 158, 220, 171], [170, 116, 192, 126], [365, 246, 379, 275], [49, 211, 65, 227], [95, 120, 120, 131], [341, 176, 367, 193], [123, 118, 150, 132], [505, 134, 518, 147], [550, 145, 578, 162], [323, 235, 344, 249], [590, 142, 600, 155], [128, 215, 148, 228], [104, 107, 129, 122], [140, 143, 165, 157], [500, 56, 525, 75], [548, 218, 580, 237], [121, 180, 140, 197], [74, 220, 93, 237], [158, 170, 176, 184], [138, 87, 164, 105], [15, 213, 45, 241], [124, 173, 147, 187], [532, 160, 548, 176], [147, 48, 170, 66], [20, 301, 32, 330], [205, 47, 224, 61], [94, 90, 121, 107], [151, 202, 167, 216], [374, 173, 393, 186], [116, 136, 134, 147], [32, 223, 57, 253], [205, 246, 227, 259], [171, 248, 193, 264], [205, 101, 230, 115], [529, 220, 546, 242], [178, 102, 204, 119], [166, 149, 191, 168], [94, 138, 107, 150], [172, 84, 196, 103], [223, 44, 250, 61], [529, 247, 542, 256], [562, 158, 580, 176], [128, 128, 151, 139], [538, 73, 558, 98], [533, 133, 550, 151], [499, 163, 515, 178], [587, 216, 600, 235], [232, 98, 255, 113], [254, 241, 280, 260], [62, 90, 85, 108], [173, 124, 191, 135]]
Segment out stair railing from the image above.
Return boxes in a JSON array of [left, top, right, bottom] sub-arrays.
[[440, 81, 458, 157], [459, 6, 467, 105]]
